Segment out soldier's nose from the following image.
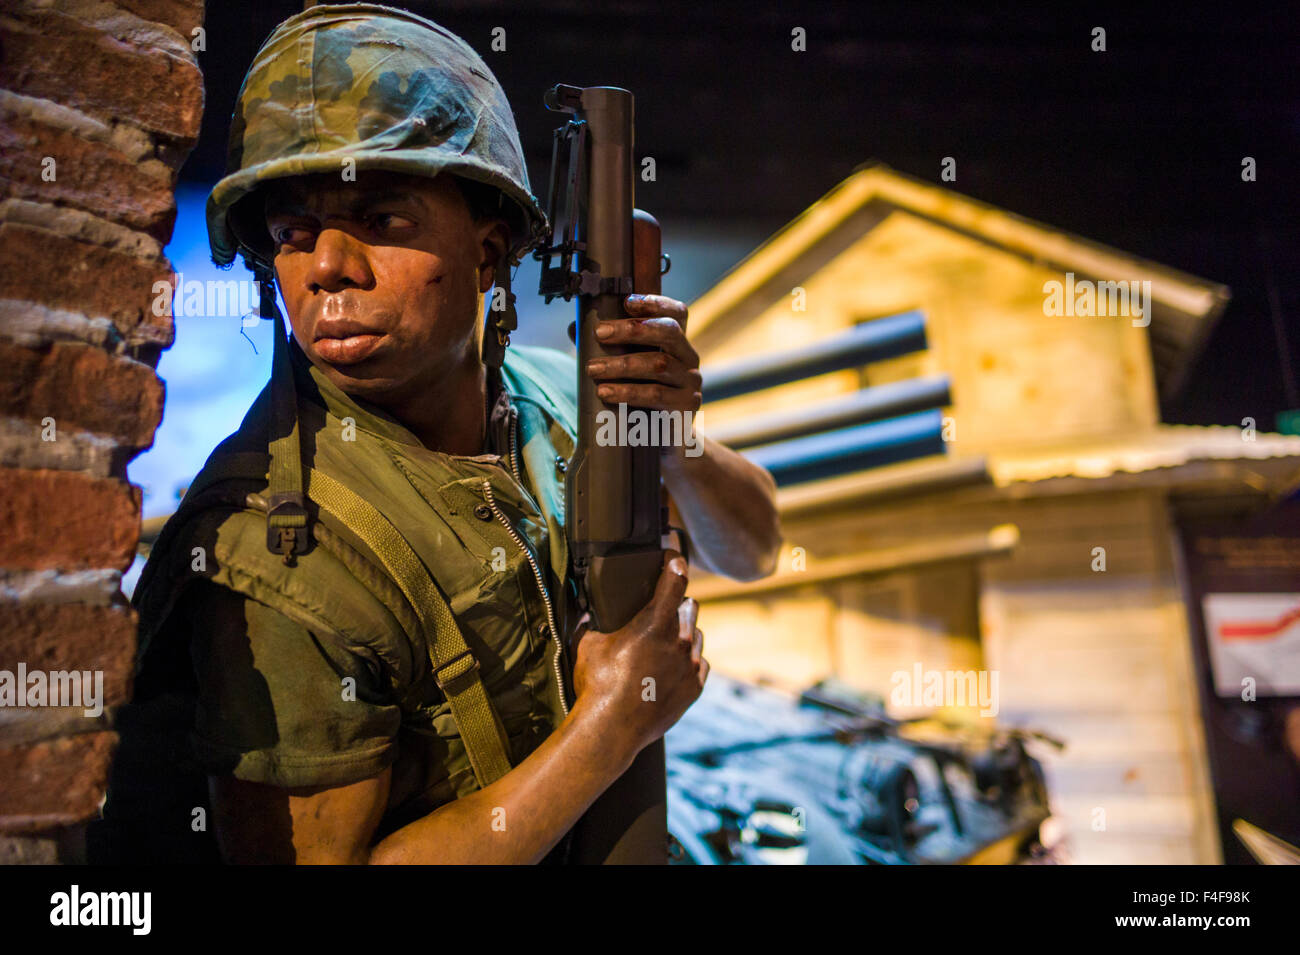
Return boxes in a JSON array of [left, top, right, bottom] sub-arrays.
[[308, 227, 373, 293]]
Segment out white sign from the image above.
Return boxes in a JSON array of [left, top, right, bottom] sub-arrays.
[[1202, 592, 1300, 697]]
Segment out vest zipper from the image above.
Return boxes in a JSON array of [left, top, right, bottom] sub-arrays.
[[506, 404, 548, 519], [480, 478, 570, 718], [508, 405, 523, 486]]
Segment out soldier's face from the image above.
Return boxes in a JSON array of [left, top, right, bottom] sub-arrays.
[[263, 170, 507, 403]]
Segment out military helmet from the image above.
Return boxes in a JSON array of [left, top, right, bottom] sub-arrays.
[[205, 2, 549, 270]]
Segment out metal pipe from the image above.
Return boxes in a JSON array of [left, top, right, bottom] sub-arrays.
[[743, 409, 946, 486], [702, 311, 928, 401], [710, 375, 950, 449]]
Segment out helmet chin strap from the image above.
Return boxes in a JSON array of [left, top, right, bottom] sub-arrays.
[[252, 258, 309, 564], [482, 253, 519, 369]]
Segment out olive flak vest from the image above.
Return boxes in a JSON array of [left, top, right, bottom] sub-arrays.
[[91, 341, 582, 862]]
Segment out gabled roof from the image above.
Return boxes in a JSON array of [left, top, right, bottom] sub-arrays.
[[689, 163, 1230, 403]]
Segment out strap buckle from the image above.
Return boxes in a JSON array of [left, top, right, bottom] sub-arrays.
[[434, 649, 481, 694], [266, 491, 309, 562]]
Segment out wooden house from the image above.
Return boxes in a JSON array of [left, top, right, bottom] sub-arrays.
[[688, 163, 1300, 864]]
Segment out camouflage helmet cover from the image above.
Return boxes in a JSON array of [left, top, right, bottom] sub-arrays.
[[206, 3, 549, 269]]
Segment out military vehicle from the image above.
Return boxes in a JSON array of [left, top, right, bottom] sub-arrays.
[[664, 674, 1065, 865]]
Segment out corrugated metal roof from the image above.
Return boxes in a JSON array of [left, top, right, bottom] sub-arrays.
[[989, 425, 1300, 486], [764, 426, 1300, 517]]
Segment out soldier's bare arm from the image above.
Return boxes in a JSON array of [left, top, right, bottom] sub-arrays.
[[209, 553, 706, 864], [209, 772, 390, 865], [661, 433, 781, 581]]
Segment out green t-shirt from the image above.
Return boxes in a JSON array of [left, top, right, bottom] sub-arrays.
[[187, 579, 403, 790]]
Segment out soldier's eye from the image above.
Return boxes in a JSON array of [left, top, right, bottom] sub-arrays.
[[370, 213, 416, 233], [274, 226, 315, 245]]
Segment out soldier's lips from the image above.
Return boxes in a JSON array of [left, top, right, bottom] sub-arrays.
[[314, 332, 385, 365]]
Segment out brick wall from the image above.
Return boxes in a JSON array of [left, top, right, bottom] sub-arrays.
[[0, 0, 203, 863]]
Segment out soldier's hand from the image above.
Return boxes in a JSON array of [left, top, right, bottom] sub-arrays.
[[583, 294, 701, 416], [570, 550, 708, 755]]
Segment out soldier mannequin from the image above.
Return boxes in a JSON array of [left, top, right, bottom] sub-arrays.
[[91, 5, 780, 864]]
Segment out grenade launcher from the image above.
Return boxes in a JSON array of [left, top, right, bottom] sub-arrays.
[[534, 83, 672, 864]]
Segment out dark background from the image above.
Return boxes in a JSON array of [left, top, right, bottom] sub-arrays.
[[1177, 509, 1300, 865], [186, 0, 1300, 427]]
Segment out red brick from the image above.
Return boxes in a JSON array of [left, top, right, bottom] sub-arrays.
[[111, 0, 204, 37], [0, 469, 141, 572], [0, 111, 177, 241], [0, 834, 58, 863], [0, 341, 164, 449], [0, 604, 136, 708], [0, 223, 175, 348], [0, 732, 117, 833], [0, 12, 202, 144]]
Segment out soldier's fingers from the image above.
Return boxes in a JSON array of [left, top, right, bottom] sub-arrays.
[[640, 550, 688, 634], [572, 610, 591, 636], [596, 317, 698, 369], [689, 626, 703, 666], [622, 293, 688, 328], [594, 381, 701, 413], [698, 656, 710, 688], [677, 597, 699, 640], [570, 610, 593, 651], [585, 351, 700, 391]]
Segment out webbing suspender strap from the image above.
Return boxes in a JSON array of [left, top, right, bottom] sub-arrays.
[[189, 452, 516, 789], [260, 269, 308, 563], [304, 469, 514, 787]]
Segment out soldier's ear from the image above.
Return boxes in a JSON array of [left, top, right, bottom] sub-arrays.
[[477, 218, 510, 294]]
